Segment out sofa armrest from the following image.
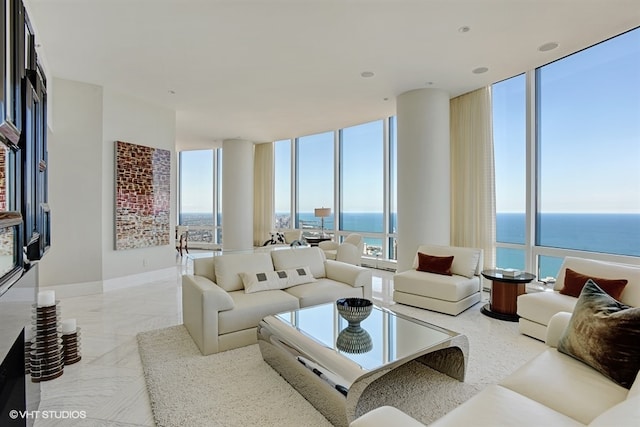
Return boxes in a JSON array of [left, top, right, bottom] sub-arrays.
[[182, 274, 235, 355], [545, 312, 572, 348], [319, 241, 339, 250], [325, 260, 372, 299], [336, 243, 361, 265]]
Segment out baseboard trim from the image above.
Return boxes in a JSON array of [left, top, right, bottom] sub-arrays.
[[103, 267, 178, 292], [40, 281, 103, 298], [41, 267, 179, 297]]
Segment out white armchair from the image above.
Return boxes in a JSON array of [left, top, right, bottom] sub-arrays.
[[393, 244, 483, 315], [318, 233, 364, 265]]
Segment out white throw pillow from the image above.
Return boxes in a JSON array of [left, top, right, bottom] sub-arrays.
[[286, 266, 316, 287], [240, 271, 288, 293], [241, 266, 316, 293]]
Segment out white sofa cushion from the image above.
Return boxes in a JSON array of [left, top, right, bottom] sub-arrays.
[[214, 252, 275, 292], [629, 371, 640, 398], [394, 269, 480, 302], [323, 249, 337, 260], [412, 245, 480, 278], [218, 290, 299, 334], [589, 395, 640, 427], [429, 384, 584, 427], [499, 348, 628, 425], [555, 257, 640, 306], [285, 278, 363, 307], [517, 291, 578, 325], [271, 247, 327, 278]]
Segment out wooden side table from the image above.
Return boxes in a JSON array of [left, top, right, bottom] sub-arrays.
[[480, 269, 536, 322], [305, 236, 331, 247]]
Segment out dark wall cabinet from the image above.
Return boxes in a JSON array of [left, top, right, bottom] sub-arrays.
[[0, 0, 49, 272]]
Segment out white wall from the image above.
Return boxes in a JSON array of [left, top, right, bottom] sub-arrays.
[[39, 79, 104, 287], [101, 89, 176, 279], [39, 78, 177, 291]]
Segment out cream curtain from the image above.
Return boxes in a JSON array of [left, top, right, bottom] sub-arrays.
[[253, 142, 274, 246], [450, 87, 496, 269]]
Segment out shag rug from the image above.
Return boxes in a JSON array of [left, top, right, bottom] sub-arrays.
[[137, 302, 546, 427]]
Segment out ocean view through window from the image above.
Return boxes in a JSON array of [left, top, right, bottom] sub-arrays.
[[273, 118, 397, 261], [493, 28, 640, 278]]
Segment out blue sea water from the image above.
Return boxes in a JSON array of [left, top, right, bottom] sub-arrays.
[[497, 213, 640, 257], [186, 211, 639, 276], [497, 213, 640, 277]]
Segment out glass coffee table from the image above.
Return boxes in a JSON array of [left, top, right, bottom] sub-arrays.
[[257, 302, 468, 426]]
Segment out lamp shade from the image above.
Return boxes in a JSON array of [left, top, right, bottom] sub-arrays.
[[314, 208, 331, 218]]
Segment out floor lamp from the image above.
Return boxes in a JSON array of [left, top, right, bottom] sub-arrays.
[[314, 207, 331, 237]]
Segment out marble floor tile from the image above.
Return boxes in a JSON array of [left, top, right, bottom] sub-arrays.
[[31, 252, 516, 426]]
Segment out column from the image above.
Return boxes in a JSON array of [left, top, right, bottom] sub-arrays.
[[222, 139, 254, 250], [396, 88, 450, 271]]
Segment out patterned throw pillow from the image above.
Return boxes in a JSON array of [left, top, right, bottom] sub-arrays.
[[557, 280, 640, 389], [240, 266, 316, 293]]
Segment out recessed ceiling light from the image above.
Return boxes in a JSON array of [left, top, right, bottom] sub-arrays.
[[360, 71, 375, 78], [458, 26, 471, 33], [538, 42, 559, 52], [472, 67, 489, 74]]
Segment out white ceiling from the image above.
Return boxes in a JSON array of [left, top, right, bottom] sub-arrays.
[[25, 0, 640, 150]]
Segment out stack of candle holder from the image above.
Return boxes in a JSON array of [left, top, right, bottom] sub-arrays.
[[30, 290, 64, 382], [61, 318, 81, 365], [24, 324, 33, 375]]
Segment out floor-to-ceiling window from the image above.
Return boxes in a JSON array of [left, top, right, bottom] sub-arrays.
[[535, 27, 640, 276], [493, 28, 640, 278], [179, 148, 222, 248], [274, 139, 292, 229], [273, 118, 397, 264], [389, 116, 398, 260], [493, 74, 527, 271], [340, 120, 384, 256], [296, 131, 335, 235]]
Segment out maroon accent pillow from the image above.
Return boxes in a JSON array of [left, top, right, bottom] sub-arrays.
[[417, 252, 454, 276], [560, 268, 628, 300]]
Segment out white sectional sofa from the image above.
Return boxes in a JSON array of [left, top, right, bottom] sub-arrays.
[[517, 256, 640, 341], [350, 312, 640, 427], [182, 246, 372, 355]]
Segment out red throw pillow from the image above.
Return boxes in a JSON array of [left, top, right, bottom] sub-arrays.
[[417, 252, 454, 276], [560, 268, 628, 300]]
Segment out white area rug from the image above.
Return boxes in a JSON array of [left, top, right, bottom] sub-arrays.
[[137, 303, 546, 426]]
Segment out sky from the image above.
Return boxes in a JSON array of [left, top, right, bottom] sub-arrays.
[[493, 27, 639, 214], [274, 121, 386, 214], [182, 28, 639, 216]]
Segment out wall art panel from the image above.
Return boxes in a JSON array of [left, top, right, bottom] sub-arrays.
[[115, 141, 171, 250]]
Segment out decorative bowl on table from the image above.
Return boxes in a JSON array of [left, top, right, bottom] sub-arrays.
[[336, 298, 373, 324]]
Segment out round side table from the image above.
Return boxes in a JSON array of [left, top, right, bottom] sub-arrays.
[[480, 269, 536, 322]]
